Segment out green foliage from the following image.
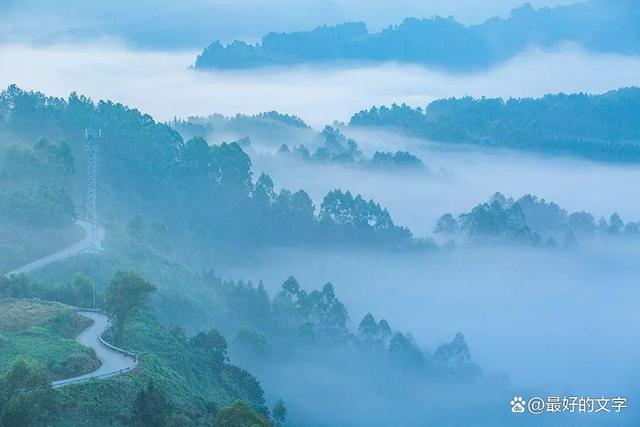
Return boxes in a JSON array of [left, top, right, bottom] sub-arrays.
[[314, 125, 362, 162], [0, 357, 55, 426], [194, 2, 640, 70], [234, 324, 271, 359], [104, 270, 156, 344], [0, 139, 76, 229], [319, 189, 414, 246], [1, 272, 94, 308], [438, 192, 640, 247], [210, 275, 480, 381], [171, 112, 308, 140], [272, 278, 348, 341], [389, 332, 426, 370], [213, 400, 271, 427], [189, 329, 229, 370], [0, 300, 99, 380], [48, 288, 268, 425], [271, 399, 286, 426], [433, 333, 482, 379], [70, 273, 94, 308], [0, 86, 418, 258], [127, 215, 171, 253], [458, 200, 538, 245], [369, 151, 424, 169], [280, 126, 425, 170], [0, 184, 75, 228], [131, 381, 173, 427], [350, 88, 640, 162]]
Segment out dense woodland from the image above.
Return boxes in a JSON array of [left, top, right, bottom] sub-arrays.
[[278, 125, 425, 170], [436, 192, 640, 247], [1, 80, 639, 425], [195, 0, 639, 70], [170, 112, 311, 143], [350, 88, 640, 162], [0, 274, 271, 426], [0, 265, 489, 426], [2, 0, 640, 425], [0, 85, 419, 271]]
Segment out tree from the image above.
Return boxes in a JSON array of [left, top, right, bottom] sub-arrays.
[[71, 272, 94, 308], [131, 381, 171, 426], [213, 400, 271, 427], [433, 332, 481, 379], [234, 324, 271, 359], [608, 213, 624, 234], [0, 357, 55, 426], [389, 332, 425, 370], [358, 313, 378, 338], [272, 399, 287, 426], [104, 270, 156, 344], [189, 329, 229, 369], [434, 213, 457, 234]]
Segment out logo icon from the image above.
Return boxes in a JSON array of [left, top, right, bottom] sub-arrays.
[[511, 396, 526, 413]]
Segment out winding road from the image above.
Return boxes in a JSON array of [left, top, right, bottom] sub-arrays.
[[5, 219, 138, 387], [52, 311, 138, 388], [7, 219, 105, 276]]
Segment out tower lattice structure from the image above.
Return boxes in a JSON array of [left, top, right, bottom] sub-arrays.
[[85, 128, 101, 251]]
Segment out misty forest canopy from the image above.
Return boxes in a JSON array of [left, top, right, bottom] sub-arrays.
[[170, 111, 310, 142], [0, 269, 489, 425], [194, 0, 640, 70], [278, 125, 425, 170], [350, 88, 640, 162], [436, 192, 640, 247], [0, 85, 419, 267]]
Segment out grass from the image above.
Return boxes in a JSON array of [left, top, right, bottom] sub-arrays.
[[0, 299, 100, 380], [33, 231, 226, 333], [52, 309, 268, 426]]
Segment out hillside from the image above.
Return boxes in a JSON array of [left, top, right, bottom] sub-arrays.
[[349, 88, 640, 162], [194, 0, 640, 70], [0, 85, 417, 268], [0, 295, 270, 426], [0, 299, 99, 380]]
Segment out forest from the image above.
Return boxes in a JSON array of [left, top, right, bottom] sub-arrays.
[[349, 88, 640, 162], [194, 0, 639, 70], [2, 3, 640, 424]]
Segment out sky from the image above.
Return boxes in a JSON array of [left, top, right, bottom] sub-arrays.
[[0, 0, 580, 47]]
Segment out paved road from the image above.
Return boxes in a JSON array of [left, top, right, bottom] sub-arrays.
[[4, 220, 137, 387], [52, 311, 137, 388], [7, 219, 105, 276]]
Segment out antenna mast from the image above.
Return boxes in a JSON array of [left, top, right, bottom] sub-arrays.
[[85, 128, 101, 251]]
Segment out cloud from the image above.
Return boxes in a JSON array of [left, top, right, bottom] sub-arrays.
[[1, 0, 580, 46], [1, 41, 639, 129]]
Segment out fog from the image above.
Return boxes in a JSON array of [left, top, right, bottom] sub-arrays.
[[219, 109, 640, 425], [251, 131, 640, 237], [192, 114, 640, 427], [1, 0, 577, 47], [224, 132, 640, 415], [2, 39, 640, 425], [2, 42, 640, 128], [223, 242, 640, 426]]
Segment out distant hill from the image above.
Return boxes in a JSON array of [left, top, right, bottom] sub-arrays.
[[195, 0, 640, 70], [349, 87, 640, 162]]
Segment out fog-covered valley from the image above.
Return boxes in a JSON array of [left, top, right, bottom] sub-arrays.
[[251, 131, 640, 236], [2, 42, 640, 127], [222, 132, 640, 423], [1, 3, 640, 424]]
